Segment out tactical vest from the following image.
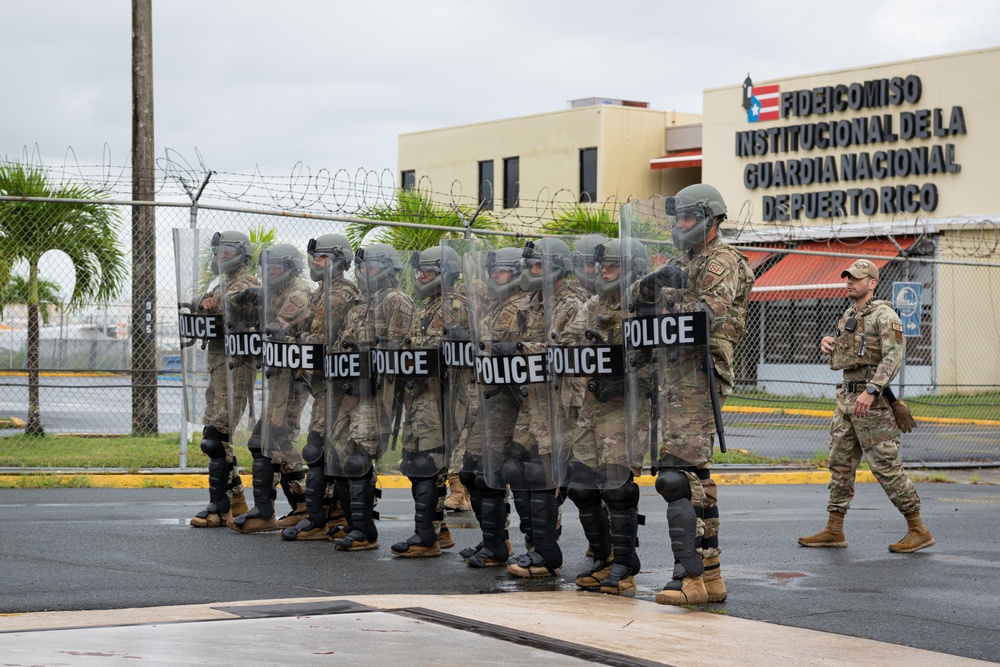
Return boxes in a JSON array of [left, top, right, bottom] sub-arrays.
[[830, 299, 891, 371]]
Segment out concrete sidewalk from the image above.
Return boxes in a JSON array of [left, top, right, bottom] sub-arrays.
[[2, 593, 993, 667]]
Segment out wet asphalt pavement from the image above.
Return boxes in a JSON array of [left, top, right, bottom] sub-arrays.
[[1, 483, 998, 662]]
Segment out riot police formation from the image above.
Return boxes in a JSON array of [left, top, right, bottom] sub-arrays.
[[174, 230, 256, 528], [559, 237, 651, 595], [230, 244, 314, 533], [390, 246, 468, 557], [280, 235, 360, 541], [623, 184, 754, 605], [172, 182, 763, 600], [327, 243, 414, 551]]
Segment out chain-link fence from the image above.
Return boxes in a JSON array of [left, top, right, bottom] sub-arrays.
[[2, 182, 998, 469]]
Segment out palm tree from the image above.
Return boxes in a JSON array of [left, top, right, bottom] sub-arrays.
[[2, 275, 62, 326], [346, 188, 510, 252], [540, 202, 619, 238], [0, 160, 127, 435]]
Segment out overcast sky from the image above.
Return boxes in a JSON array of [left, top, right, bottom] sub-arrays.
[[2, 0, 999, 184]]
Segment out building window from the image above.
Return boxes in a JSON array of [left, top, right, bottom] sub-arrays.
[[503, 157, 519, 209], [478, 160, 494, 211], [579, 148, 597, 203], [401, 170, 415, 191]]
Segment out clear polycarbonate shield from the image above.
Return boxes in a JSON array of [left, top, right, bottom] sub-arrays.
[[365, 249, 416, 476], [619, 196, 714, 470], [452, 238, 494, 476], [220, 245, 261, 452], [388, 247, 454, 478], [259, 246, 317, 465], [172, 228, 218, 433], [324, 258, 377, 479], [475, 241, 560, 490], [549, 236, 631, 491]]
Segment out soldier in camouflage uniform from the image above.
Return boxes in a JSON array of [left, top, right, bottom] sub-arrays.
[[230, 244, 313, 533], [562, 238, 650, 595], [190, 231, 256, 528], [502, 238, 589, 579], [329, 243, 414, 552], [281, 234, 359, 541], [390, 246, 467, 558], [464, 247, 523, 568], [627, 184, 754, 605], [799, 259, 934, 553]]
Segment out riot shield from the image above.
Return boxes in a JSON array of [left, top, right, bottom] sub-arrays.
[[468, 245, 526, 489], [619, 196, 716, 471], [172, 228, 218, 435], [551, 236, 634, 491], [220, 239, 261, 452], [259, 245, 316, 466], [326, 244, 409, 479], [390, 245, 467, 479]]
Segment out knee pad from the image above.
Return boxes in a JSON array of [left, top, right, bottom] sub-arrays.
[[342, 454, 370, 478], [403, 451, 440, 478], [566, 462, 599, 490], [302, 432, 325, 467], [603, 480, 640, 509], [567, 485, 602, 509], [523, 458, 549, 488], [458, 471, 476, 490], [501, 459, 526, 488], [200, 435, 226, 460], [249, 445, 267, 461], [655, 470, 691, 502]]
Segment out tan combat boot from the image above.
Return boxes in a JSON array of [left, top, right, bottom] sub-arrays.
[[798, 511, 847, 548], [655, 576, 709, 606], [575, 554, 613, 589], [889, 512, 936, 553], [230, 492, 250, 518], [276, 502, 307, 529], [437, 524, 455, 550], [190, 505, 230, 528], [702, 556, 727, 603], [444, 473, 472, 512]]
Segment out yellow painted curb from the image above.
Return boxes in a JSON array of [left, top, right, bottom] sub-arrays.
[[724, 404, 1000, 427], [0, 416, 27, 428], [0, 470, 879, 489], [0, 371, 117, 378]]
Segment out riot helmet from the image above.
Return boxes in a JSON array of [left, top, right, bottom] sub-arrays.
[[355, 242, 402, 293], [411, 245, 461, 301], [261, 243, 303, 290], [307, 233, 353, 281], [665, 183, 727, 251], [210, 230, 252, 275], [484, 247, 523, 302], [519, 237, 571, 293], [594, 238, 650, 298], [573, 233, 610, 294]]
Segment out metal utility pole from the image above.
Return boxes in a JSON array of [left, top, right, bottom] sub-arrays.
[[131, 0, 158, 435]]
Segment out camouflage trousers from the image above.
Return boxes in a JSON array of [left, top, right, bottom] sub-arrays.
[[826, 389, 920, 516], [202, 351, 254, 499]]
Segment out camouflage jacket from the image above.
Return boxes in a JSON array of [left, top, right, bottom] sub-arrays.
[[337, 283, 414, 351], [302, 276, 360, 346], [830, 298, 904, 392], [265, 277, 313, 338], [203, 266, 258, 351]]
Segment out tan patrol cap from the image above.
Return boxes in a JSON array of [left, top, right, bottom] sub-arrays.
[[841, 258, 879, 281]]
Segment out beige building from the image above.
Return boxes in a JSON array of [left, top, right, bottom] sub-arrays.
[[397, 99, 702, 218]]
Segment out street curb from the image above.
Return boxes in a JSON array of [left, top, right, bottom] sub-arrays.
[[0, 470, 869, 489]]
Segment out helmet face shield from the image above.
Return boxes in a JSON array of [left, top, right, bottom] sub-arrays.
[[665, 195, 711, 251], [484, 248, 522, 301], [209, 231, 251, 275], [594, 239, 650, 298]]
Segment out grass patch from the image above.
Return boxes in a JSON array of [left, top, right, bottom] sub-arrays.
[[971, 473, 981, 484], [909, 471, 951, 483], [0, 433, 215, 469], [729, 389, 1000, 422], [6, 474, 94, 489]]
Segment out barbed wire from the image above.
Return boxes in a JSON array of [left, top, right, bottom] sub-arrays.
[[6, 146, 1000, 257]]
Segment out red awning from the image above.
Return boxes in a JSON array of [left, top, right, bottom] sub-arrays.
[[749, 237, 917, 301], [741, 248, 777, 271], [650, 150, 702, 170]]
